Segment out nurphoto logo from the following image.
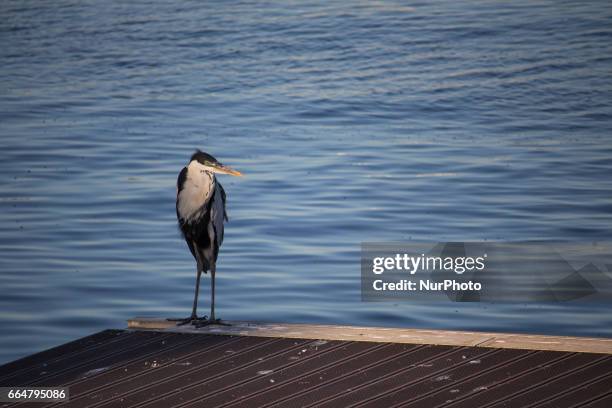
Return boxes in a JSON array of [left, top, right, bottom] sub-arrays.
[[362, 242, 612, 303]]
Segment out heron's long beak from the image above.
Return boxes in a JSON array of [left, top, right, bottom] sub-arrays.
[[212, 163, 242, 176]]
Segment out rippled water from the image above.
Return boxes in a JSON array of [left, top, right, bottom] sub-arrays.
[[1, 0, 612, 364]]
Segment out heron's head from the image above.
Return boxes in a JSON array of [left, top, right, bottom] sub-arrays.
[[189, 150, 242, 177]]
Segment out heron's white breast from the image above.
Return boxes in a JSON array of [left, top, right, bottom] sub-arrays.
[[177, 161, 215, 220]]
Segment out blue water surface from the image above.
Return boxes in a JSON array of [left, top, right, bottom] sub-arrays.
[[1, 0, 612, 364]]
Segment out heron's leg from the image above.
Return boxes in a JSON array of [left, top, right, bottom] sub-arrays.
[[190, 267, 202, 319], [169, 243, 207, 325], [193, 262, 230, 327], [171, 265, 203, 326], [210, 262, 216, 321], [189, 242, 207, 320]]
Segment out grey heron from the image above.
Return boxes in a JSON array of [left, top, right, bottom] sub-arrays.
[[174, 149, 242, 326]]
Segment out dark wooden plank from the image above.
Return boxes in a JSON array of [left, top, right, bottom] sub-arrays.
[[579, 392, 612, 408], [311, 346, 492, 408], [0, 330, 123, 383], [59, 335, 269, 408], [180, 341, 385, 408], [448, 353, 609, 408], [375, 349, 538, 408], [492, 356, 612, 408], [140, 338, 348, 408], [225, 343, 423, 408], [18, 333, 216, 408], [344, 348, 530, 408], [92, 337, 304, 408], [55, 334, 229, 408], [3, 331, 174, 388], [405, 350, 564, 407], [1, 328, 610, 408], [535, 374, 612, 408]]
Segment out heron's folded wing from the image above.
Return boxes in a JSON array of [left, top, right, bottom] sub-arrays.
[[211, 182, 226, 247]]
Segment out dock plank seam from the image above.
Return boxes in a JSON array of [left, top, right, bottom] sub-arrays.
[[135, 340, 355, 408], [525, 372, 612, 408], [386, 350, 542, 408], [0, 330, 131, 385], [340, 348, 505, 408], [213, 342, 402, 408], [2, 332, 175, 393], [473, 354, 611, 408], [42, 334, 233, 408], [85, 337, 284, 408], [302, 346, 483, 408], [249, 344, 429, 408]]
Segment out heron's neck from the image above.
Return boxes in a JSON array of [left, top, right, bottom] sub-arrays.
[[187, 161, 215, 194], [178, 162, 217, 220]]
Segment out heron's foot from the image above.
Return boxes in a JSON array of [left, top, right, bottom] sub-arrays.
[[193, 318, 231, 328], [167, 316, 209, 326]]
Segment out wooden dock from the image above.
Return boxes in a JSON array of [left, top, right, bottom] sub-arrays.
[[1, 319, 611, 407]]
